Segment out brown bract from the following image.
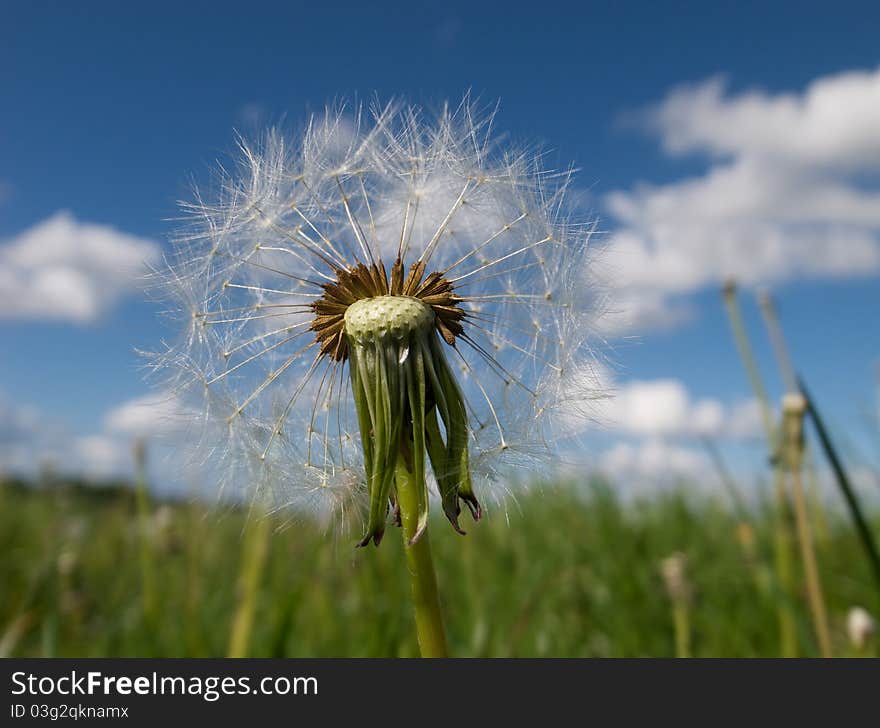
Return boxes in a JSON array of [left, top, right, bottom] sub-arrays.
[[309, 257, 465, 361]]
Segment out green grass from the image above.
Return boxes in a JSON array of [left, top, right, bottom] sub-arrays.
[[1, 477, 877, 657]]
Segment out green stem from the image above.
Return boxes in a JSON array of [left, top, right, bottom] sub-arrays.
[[395, 458, 449, 658], [133, 441, 157, 628], [800, 377, 880, 598], [788, 463, 832, 657], [722, 283, 798, 657], [771, 472, 799, 657], [227, 507, 271, 658], [672, 603, 691, 658]]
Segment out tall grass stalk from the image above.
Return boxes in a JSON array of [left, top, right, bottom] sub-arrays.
[[735, 522, 775, 607], [133, 440, 157, 627], [722, 282, 775, 445], [757, 291, 831, 551], [721, 281, 798, 656], [800, 378, 880, 598], [783, 395, 832, 657], [756, 291, 797, 393], [227, 505, 272, 658], [806, 462, 831, 549], [0, 613, 32, 659], [790, 466, 832, 656], [185, 498, 207, 656]]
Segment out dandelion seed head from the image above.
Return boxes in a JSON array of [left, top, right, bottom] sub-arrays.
[[152, 99, 601, 537], [847, 606, 876, 650]]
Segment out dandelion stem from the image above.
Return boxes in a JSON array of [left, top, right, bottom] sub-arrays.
[[394, 458, 449, 658], [721, 282, 773, 437], [770, 478, 798, 656], [788, 465, 833, 657], [673, 603, 691, 659], [721, 281, 798, 657], [783, 396, 832, 657], [661, 553, 692, 658], [757, 290, 798, 394]]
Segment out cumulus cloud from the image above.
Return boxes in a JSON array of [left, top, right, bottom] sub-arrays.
[[0, 398, 44, 446], [0, 396, 80, 475], [73, 435, 129, 478], [0, 211, 160, 323], [0, 389, 193, 484], [652, 71, 880, 168], [105, 392, 191, 437], [82, 391, 194, 479], [726, 399, 764, 439], [589, 378, 761, 439], [598, 439, 711, 491], [0, 397, 131, 479], [602, 67, 880, 333], [2, 383, 770, 498], [599, 379, 720, 437]]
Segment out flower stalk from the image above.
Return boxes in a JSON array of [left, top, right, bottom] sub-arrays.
[[721, 281, 798, 657], [782, 393, 832, 657], [394, 459, 448, 657], [133, 439, 157, 629]]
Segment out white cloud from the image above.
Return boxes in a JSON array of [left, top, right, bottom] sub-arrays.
[[595, 285, 694, 335], [0, 388, 193, 484], [592, 378, 761, 439], [599, 439, 710, 487], [0, 394, 132, 479], [0, 211, 160, 322], [0, 398, 43, 445], [105, 392, 191, 437], [0, 396, 72, 474], [653, 71, 880, 169], [603, 67, 880, 333], [726, 399, 764, 439], [74, 391, 195, 479], [74, 435, 128, 478], [556, 362, 761, 441]]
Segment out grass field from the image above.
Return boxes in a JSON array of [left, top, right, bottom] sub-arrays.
[[2, 476, 877, 657]]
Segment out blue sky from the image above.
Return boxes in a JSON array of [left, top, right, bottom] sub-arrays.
[[2, 1, 879, 489]]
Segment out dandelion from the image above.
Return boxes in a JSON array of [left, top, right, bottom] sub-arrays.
[[660, 552, 692, 658], [152, 100, 598, 656], [846, 606, 876, 653]]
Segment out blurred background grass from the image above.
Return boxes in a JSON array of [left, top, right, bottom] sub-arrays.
[[2, 474, 877, 658]]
